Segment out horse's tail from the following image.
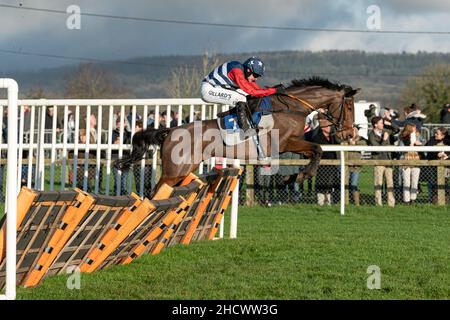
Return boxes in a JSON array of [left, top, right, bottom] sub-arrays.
[[114, 127, 171, 171]]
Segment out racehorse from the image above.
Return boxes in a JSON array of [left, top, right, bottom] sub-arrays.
[[116, 77, 359, 195]]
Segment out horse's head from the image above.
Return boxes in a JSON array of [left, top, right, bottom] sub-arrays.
[[327, 87, 360, 140], [281, 77, 360, 140]]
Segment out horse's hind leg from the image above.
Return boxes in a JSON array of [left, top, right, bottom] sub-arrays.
[[283, 139, 323, 181]]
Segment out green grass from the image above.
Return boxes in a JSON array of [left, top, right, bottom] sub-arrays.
[[14, 204, 450, 300]]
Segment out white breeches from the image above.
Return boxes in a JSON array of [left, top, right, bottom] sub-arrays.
[[201, 82, 247, 107]]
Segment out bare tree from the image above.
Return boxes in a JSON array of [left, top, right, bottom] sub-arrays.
[[24, 87, 47, 99], [166, 51, 220, 98], [401, 64, 450, 122], [64, 63, 133, 98]]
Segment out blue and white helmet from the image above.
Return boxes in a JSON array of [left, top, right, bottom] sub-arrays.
[[243, 57, 265, 77]]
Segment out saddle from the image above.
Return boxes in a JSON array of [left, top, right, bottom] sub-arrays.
[[217, 97, 274, 146]]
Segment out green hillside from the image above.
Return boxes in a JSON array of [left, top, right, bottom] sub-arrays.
[[4, 50, 450, 105]]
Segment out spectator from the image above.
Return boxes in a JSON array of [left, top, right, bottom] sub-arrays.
[[89, 113, 98, 143], [63, 109, 76, 143], [425, 127, 450, 203], [310, 119, 339, 206], [398, 124, 423, 205], [440, 104, 450, 124], [342, 128, 367, 206], [22, 105, 32, 134], [304, 108, 326, 141], [254, 165, 274, 206], [161, 110, 178, 128], [368, 116, 395, 207], [44, 106, 62, 142], [390, 104, 426, 131], [147, 110, 157, 128], [277, 152, 302, 204], [364, 103, 378, 124], [381, 108, 400, 145], [112, 111, 132, 141], [184, 111, 201, 124], [68, 129, 96, 191], [41, 106, 62, 159], [126, 110, 143, 132], [19, 106, 35, 187], [132, 120, 153, 198], [112, 115, 132, 195], [88, 113, 106, 191], [173, 111, 185, 127]]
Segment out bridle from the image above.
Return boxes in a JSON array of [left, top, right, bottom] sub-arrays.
[[275, 92, 352, 134], [319, 96, 351, 133]]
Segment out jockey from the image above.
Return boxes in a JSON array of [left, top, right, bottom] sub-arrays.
[[201, 57, 283, 137]]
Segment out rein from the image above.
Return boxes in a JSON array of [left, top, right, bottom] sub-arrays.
[[275, 92, 350, 134], [252, 89, 352, 135], [283, 93, 316, 111]]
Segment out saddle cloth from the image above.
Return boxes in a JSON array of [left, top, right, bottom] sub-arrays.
[[217, 97, 274, 146]]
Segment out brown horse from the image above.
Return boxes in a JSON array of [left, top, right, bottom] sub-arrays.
[[116, 77, 359, 195]]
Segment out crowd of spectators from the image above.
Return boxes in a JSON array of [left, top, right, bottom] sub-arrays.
[[3, 102, 449, 204], [6, 107, 189, 197], [252, 102, 450, 207]]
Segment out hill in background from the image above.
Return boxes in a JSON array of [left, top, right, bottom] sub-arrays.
[[3, 50, 450, 108]]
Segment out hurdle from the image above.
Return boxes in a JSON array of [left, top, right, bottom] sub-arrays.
[[24, 193, 136, 287], [0, 190, 88, 289], [0, 79, 18, 301], [0, 162, 242, 291]]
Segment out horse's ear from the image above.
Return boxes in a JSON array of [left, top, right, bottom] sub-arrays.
[[345, 88, 361, 97]]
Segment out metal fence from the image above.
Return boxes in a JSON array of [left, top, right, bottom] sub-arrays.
[[239, 145, 450, 215], [421, 124, 450, 142], [241, 159, 450, 207]]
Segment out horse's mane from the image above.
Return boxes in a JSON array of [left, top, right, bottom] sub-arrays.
[[287, 76, 352, 92]]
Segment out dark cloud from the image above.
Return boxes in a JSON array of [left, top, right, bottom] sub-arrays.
[[0, 0, 448, 71]]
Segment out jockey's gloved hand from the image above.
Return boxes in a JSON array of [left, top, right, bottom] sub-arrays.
[[273, 83, 284, 89], [275, 85, 287, 95]]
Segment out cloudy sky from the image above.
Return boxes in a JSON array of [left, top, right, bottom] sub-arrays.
[[0, 0, 449, 71]]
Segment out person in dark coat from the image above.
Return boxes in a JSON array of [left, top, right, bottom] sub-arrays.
[[112, 114, 132, 195], [440, 104, 450, 124], [309, 120, 340, 205], [424, 127, 450, 203]]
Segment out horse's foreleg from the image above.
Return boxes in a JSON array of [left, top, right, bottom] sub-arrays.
[[282, 139, 322, 181]]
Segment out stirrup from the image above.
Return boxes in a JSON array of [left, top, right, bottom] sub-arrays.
[[242, 128, 257, 138], [239, 128, 256, 140], [257, 156, 271, 162]]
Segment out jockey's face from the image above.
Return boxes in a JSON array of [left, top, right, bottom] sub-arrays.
[[247, 73, 257, 82], [245, 68, 259, 82]]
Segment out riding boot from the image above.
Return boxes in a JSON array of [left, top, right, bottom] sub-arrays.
[[236, 102, 256, 137]]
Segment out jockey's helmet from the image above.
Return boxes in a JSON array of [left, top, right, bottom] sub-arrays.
[[243, 57, 265, 78]]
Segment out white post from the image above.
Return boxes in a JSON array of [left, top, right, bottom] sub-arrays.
[[340, 150, 345, 216], [61, 106, 68, 190], [36, 105, 46, 190], [95, 105, 102, 194], [219, 157, 226, 239], [0, 79, 19, 301], [230, 159, 240, 239], [27, 106, 35, 189], [16, 105, 25, 194]]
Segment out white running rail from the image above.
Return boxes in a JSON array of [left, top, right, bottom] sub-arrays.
[[0, 79, 19, 301]]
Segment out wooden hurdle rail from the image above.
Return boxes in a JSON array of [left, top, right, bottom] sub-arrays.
[[0, 168, 242, 289]]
